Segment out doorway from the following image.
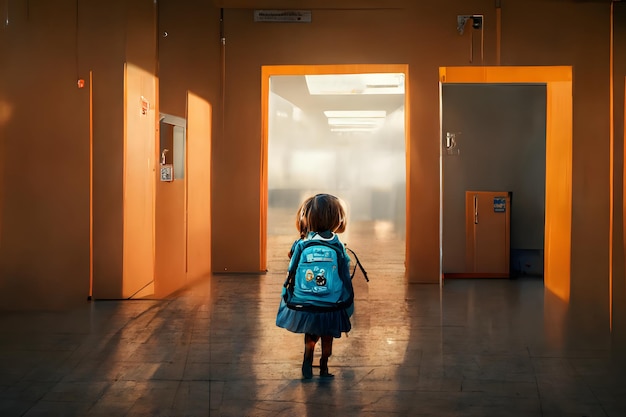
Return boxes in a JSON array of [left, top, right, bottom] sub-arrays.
[[442, 84, 547, 278], [261, 65, 409, 272], [439, 66, 573, 301]]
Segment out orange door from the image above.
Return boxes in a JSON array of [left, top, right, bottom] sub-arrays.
[[465, 191, 510, 277]]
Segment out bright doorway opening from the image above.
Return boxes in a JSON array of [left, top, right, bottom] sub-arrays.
[[261, 65, 409, 273]]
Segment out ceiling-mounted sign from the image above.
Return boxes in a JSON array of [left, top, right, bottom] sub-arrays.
[[254, 10, 312, 23]]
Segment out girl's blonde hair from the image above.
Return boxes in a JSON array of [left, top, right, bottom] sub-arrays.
[[295, 193, 347, 238]]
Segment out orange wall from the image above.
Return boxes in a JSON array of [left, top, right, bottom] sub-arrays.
[[89, 1, 127, 300], [502, 1, 613, 329], [154, 1, 220, 294], [122, 1, 158, 299], [0, 0, 92, 309], [614, 6, 626, 343], [123, 62, 157, 298], [155, 178, 186, 297], [186, 93, 212, 285], [212, 1, 613, 326], [0, 0, 623, 343], [215, 2, 588, 281]]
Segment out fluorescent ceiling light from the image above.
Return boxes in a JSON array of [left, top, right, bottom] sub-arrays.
[[306, 73, 404, 95], [324, 110, 386, 118], [327, 117, 384, 127], [324, 109, 387, 133], [330, 127, 376, 133]]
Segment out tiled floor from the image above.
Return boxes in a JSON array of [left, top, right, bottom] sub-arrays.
[[1, 222, 626, 416]]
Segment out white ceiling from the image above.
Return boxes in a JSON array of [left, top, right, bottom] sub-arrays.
[[270, 75, 405, 129]]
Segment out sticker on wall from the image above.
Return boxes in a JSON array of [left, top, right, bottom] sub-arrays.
[[493, 197, 506, 212], [141, 96, 149, 116]]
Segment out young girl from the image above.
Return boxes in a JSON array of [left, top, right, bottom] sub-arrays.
[[276, 193, 354, 379]]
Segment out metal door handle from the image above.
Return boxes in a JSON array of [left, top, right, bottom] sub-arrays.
[[474, 195, 478, 224]]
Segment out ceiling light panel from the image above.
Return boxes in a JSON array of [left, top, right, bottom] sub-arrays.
[[306, 73, 404, 95], [324, 110, 387, 118], [327, 117, 384, 127], [330, 127, 376, 133]]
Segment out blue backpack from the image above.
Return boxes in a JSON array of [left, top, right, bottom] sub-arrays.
[[283, 239, 368, 312]]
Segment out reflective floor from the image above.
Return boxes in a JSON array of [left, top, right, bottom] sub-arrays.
[[1, 223, 626, 416]]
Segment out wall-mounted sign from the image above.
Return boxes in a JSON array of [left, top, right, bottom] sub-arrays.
[[254, 10, 312, 23]]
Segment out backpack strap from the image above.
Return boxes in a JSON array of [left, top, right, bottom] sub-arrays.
[[283, 239, 304, 294], [345, 247, 369, 282]]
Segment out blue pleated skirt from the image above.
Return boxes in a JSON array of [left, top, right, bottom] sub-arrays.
[[275, 298, 352, 338]]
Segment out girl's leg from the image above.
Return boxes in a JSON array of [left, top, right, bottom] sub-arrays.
[[320, 335, 334, 377], [302, 333, 319, 379]]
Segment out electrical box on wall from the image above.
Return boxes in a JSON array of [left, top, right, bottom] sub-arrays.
[[160, 164, 173, 182]]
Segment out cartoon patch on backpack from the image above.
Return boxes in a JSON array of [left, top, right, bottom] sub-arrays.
[[315, 269, 327, 286]]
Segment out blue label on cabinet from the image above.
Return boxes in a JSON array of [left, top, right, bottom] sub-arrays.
[[494, 197, 506, 212]]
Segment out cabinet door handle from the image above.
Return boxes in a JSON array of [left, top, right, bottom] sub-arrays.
[[474, 195, 478, 224]]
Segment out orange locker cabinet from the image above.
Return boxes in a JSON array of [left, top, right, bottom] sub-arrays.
[[465, 191, 511, 278]]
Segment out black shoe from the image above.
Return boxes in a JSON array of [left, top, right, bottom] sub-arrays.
[[320, 358, 334, 378], [302, 351, 313, 379], [302, 362, 313, 379]]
